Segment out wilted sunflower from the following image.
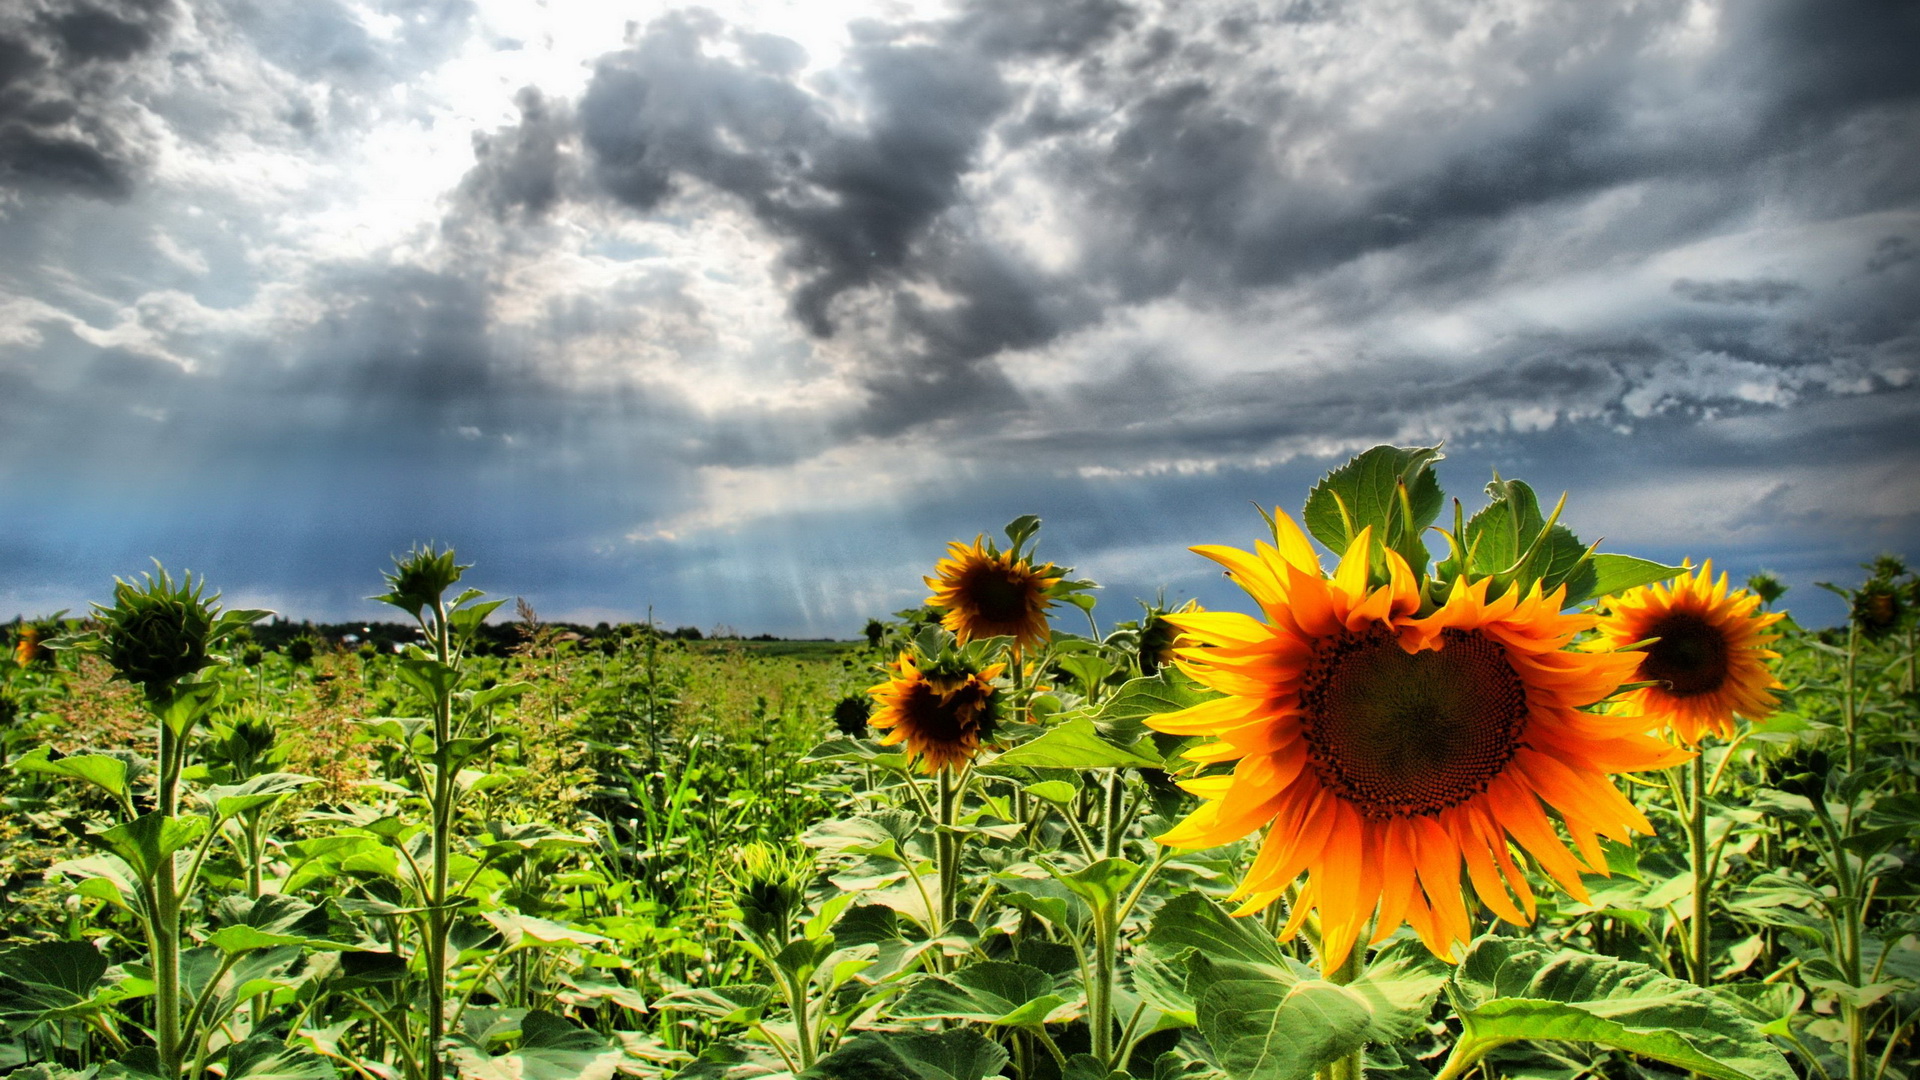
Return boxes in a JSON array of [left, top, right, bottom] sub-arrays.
[[1594, 560, 1785, 745], [868, 654, 1005, 773], [1148, 512, 1686, 971], [924, 537, 1061, 652]]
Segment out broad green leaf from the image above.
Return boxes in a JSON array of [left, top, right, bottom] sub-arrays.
[[651, 983, 774, 1023], [893, 961, 1073, 1026], [11, 747, 133, 805], [1144, 891, 1295, 970], [201, 772, 318, 819], [447, 1010, 623, 1080], [1053, 858, 1143, 913], [1303, 444, 1445, 576], [1087, 672, 1215, 746], [1461, 477, 1591, 603], [482, 911, 609, 949], [1348, 937, 1449, 1043], [1063, 1054, 1129, 1080], [992, 717, 1162, 770], [1576, 553, 1684, 607], [1024, 779, 1080, 804], [803, 737, 913, 770], [0, 940, 110, 1023], [1445, 937, 1797, 1080], [224, 1037, 340, 1080], [81, 813, 208, 882], [393, 657, 461, 706], [805, 1028, 1010, 1080], [48, 856, 146, 915], [1188, 954, 1374, 1080]]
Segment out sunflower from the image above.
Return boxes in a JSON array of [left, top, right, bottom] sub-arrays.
[[1594, 560, 1785, 745], [12, 624, 50, 667], [1148, 512, 1687, 970], [868, 654, 1005, 773], [924, 537, 1061, 652]]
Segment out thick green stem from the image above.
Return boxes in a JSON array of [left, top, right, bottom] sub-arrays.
[[154, 714, 184, 1079], [1091, 906, 1116, 1065], [425, 598, 455, 1080], [936, 767, 959, 962], [1689, 750, 1712, 985], [1103, 769, 1126, 859]]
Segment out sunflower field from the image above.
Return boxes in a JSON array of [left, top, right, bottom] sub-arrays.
[[2, 444, 1918, 1080]]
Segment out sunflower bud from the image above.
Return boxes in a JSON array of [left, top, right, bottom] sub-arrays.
[[95, 566, 222, 697], [729, 842, 812, 941], [373, 545, 469, 621]]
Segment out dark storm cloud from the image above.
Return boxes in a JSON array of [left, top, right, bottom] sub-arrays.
[[1671, 278, 1805, 307], [0, 0, 175, 198], [455, 87, 578, 223], [1058, 0, 1920, 304]]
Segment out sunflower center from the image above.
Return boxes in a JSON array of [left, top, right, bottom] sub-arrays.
[[1300, 628, 1528, 821], [962, 567, 1035, 626], [1639, 613, 1729, 697]]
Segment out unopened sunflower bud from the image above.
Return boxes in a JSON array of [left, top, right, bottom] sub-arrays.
[[373, 545, 469, 620], [95, 566, 221, 696]]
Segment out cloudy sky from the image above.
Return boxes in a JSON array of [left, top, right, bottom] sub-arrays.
[[2, 0, 1916, 635]]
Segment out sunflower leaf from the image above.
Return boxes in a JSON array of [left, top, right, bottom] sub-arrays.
[[1573, 553, 1686, 607], [804, 1028, 1011, 1080], [893, 960, 1077, 1026], [991, 717, 1162, 769], [1443, 937, 1797, 1080], [1302, 445, 1445, 578], [1186, 954, 1375, 1080]]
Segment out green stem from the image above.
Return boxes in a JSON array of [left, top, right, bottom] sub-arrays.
[[1689, 749, 1712, 986], [154, 715, 184, 1079], [937, 767, 959, 936], [1103, 769, 1126, 859], [425, 597, 455, 1080], [1091, 905, 1116, 1064]]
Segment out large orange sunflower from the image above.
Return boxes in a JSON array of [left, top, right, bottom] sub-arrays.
[[1148, 512, 1688, 970], [924, 538, 1061, 652], [868, 654, 1006, 773], [1594, 560, 1785, 745]]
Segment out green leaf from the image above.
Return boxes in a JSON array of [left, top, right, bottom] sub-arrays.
[[80, 813, 208, 882], [0, 940, 110, 1023], [805, 1028, 1011, 1080], [224, 1037, 340, 1080], [1348, 937, 1449, 1043], [1062, 1054, 1129, 1080], [1303, 444, 1445, 576], [651, 983, 774, 1023], [992, 717, 1163, 769], [393, 657, 460, 707], [1576, 553, 1684, 607], [1053, 858, 1143, 914], [1144, 891, 1295, 970], [893, 961, 1074, 1026], [447, 1011, 624, 1080], [1461, 478, 1591, 603], [1087, 671, 1215, 746], [1445, 937, 1797, 1080], [200, 772, 318, 819], [1025, 779, 1080, 804], [1188, 954, 1375, 1080], [11, 747, 133, 805]]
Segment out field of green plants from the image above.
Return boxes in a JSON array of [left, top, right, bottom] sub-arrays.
[[2, 446, 1918, 1080]]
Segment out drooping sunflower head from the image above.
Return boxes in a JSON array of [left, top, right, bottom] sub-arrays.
[[1135, 598, 1201, 676], [867, 652, 1005, 773], [1594, 560, 1785, 745], [1147, 509, 1685, 971], [1851, 577, 1905, 640], [924, 536, 1062, 651]]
